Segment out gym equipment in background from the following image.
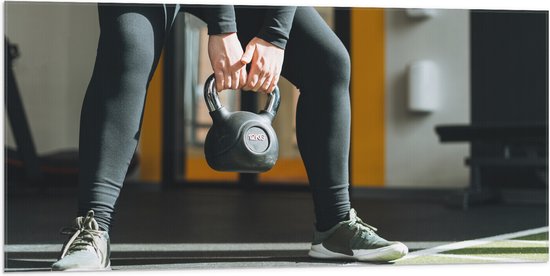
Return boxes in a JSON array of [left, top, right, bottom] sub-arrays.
[[203, 74, 280, 173], [4, 38, 139, 188]]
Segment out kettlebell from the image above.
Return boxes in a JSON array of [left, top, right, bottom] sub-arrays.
[[203, 74, 280, 173]]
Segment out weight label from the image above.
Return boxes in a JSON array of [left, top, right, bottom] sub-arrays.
[[244, 127, 269, 153], [248, 133, 267, 141]]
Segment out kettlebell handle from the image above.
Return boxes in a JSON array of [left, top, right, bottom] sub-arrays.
[[204, 74, 280, 120]]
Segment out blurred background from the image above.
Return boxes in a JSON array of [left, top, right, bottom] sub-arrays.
[[4, 3, 546, 193]]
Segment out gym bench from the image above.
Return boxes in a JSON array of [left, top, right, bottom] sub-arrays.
[[435, 123, 547, 209]]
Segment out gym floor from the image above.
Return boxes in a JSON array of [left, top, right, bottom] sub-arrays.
[[3, 183, 549, 271]]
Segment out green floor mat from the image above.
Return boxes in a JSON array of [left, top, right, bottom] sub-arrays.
[[511, 232, 548, 241]]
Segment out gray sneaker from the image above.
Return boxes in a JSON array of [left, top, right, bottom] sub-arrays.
[[51, 210, 111, 271], [309, 209, 408, 262]]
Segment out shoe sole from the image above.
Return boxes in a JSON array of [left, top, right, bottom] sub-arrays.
[[51, 266, 111, 272], [51, 261, 111, 271], [308, 242, 408, 262]]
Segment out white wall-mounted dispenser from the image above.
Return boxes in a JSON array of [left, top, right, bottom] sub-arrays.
[[407, 60, 439, 113], [406, 9, 437, 19]]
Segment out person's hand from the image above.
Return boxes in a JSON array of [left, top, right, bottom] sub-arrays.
[[241, 37, 285, 94], [208, 32, 248, 92]]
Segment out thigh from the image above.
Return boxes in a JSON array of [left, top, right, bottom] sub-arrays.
[[95, 3, 172, 66], [193, 6, 347, 90], [280, 7, 350, 91], [234, 6, 269, 47]]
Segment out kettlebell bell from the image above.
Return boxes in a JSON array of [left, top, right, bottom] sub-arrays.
[[203, 74, 280, 172]]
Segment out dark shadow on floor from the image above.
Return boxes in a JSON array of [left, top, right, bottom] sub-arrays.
[[4, 259, 53, 272], [4, 184, 548, 270], [5, 250, 392, 272]]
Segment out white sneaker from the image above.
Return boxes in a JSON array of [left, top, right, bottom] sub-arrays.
[[51, 210, 111, 271]]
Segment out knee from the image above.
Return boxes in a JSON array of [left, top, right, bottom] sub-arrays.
[[318, 45, 351, 87], [117, 27, 155, 70], [99, 14, 157, 75]]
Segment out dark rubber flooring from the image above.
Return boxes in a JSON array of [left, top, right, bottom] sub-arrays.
[[4, 183, 549, 271]]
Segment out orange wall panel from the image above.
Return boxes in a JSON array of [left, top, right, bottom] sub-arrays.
[[139, 53, 164, 182], [351, 8, 385, 187]]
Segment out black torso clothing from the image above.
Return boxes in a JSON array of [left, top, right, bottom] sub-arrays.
[[178, 5, 296, 49], [77, 4, 351, 233]]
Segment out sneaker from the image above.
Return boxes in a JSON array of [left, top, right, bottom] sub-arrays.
[[308, 209, 408, 262], [51, 210, 111, 271]]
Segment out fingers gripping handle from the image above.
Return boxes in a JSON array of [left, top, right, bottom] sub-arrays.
[[203, 73, 281, 121]]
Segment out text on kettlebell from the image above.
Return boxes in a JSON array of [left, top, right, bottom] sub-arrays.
[[248, 133, 267, 141]]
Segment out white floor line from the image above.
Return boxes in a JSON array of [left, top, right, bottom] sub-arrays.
[[434, 253, 534, 263], [403, 241, 450, 250], [507, 240, 549, 245], [4, 244, 62, 253], [397, 226, 549, 262], [4, 241, 446, 253], [4, 243, 310, 253], [4, 268, 51, 272]]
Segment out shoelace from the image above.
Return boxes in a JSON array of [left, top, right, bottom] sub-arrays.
[[59, 212, 102, 259], [348, 210, 378, 237]]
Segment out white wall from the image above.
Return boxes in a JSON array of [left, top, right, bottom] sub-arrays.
[[385, 9, 470, 188], [4, 2, 99, 154]]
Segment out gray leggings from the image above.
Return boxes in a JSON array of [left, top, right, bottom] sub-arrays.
[[78, 4, 351, 232]]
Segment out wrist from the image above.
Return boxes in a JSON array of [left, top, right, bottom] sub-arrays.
[[254, 37, 284, 50], [211, 32, 236, 38], [256, 29, 288, 50]]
